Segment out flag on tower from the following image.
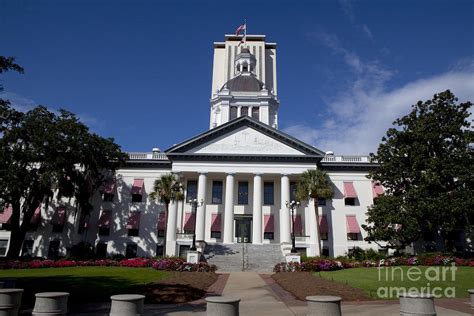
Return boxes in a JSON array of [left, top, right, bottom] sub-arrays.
[[235, 23, 246, 35]]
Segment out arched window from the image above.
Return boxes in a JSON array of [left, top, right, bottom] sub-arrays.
[[241, 106, 248, 116], [230, 106, 238, 120], [252, 107, 259, 119]]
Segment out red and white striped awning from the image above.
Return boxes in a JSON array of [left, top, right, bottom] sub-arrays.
[[126, 212, 141, 230], [319, 215, 328, 234], [30, 207, 41, 225], [293, 215, 302, 235], [372, 181, 384, 198], [0, 205, 12, 224], [183, 213, 195, 231], [157, 212, 166, 230], [346, 215, 361, 234], [97, 210, 112, 228], [51, 207, 66, 226], [211, 214, 221, 232], [264, 214, 274, 233], [131, 179, 144, 195], [343, 182, 358, 198]]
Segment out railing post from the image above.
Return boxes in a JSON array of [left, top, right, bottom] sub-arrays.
[[109, 294, 145, 316], [0, 289, 23, 316], [468, 289, 474, 309], [206, 297, 240, 316], [32, 292, 69, 316], [399, 294, 436, 316], [306, 296, 342, 316]]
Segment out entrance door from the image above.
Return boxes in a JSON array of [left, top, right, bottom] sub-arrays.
[[235, 218, 252, 243]]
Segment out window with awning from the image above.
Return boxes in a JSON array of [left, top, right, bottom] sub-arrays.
[[293, 215, 303, 236], [372, 181, 384, 202], [210, 214, 221, 239], [97, 210, 112, 236], [103, 178, 116, 201], [52, 207, 66, 233], [346, 215, 361, 240], [343, 182, 358, 206], [183, 213, 195, 233], [0, 205, 12, 225], [157, 213, 166, 237], [264, 214, 274, 240], [319, 215, 329, 240], [30, 207, 41, 228], [131, 179, 145, 202], [127, 211, 141, 236]]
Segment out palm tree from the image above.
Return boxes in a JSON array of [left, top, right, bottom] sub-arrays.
[[296, 169, 334, 256], [149, 173, 184, 256]]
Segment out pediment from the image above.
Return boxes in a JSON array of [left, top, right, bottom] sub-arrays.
[[165, 116, 325, 159], [189, 126, 305, 155]]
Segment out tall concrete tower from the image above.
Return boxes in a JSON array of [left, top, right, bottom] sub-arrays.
[[209, 35, 279, 129]]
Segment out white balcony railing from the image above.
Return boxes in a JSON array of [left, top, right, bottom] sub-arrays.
[[321, 155, 372, 163], [128, 152, 168, 160], [176, 233, 194, 241]]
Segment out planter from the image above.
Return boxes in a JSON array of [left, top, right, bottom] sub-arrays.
[[109, 294, 145, 316], [306, 295, 341, 316], [399, 293, 436, 316], [206, 296, 240, 316], [32, 292, 69, 316], [0, 289, 23, 316]]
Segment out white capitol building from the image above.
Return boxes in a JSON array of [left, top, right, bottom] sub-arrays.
[[1, 34, 386, 263]]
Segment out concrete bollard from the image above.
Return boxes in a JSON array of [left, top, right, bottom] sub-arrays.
[[399, 293, 436, 316], [306, 295, 342, 316], [109, 294, 145, 316], [32, 292, 69, 316], [206, 296, 240, 316], [0, 289, 23, 316], [468, 289, 474, 309]]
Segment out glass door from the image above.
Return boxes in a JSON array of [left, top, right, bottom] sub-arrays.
[[235, 218, 252, 243]]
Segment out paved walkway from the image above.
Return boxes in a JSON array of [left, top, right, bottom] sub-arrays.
[[65, 272, 471, 315]]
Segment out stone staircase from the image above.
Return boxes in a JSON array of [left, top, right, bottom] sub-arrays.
[[203, 243, 285, 272]]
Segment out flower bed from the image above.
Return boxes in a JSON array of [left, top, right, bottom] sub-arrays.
[[1, 257, 216, 272], [274, 255, 474, 272]]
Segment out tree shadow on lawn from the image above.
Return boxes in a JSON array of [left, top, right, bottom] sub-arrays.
[[15, 272, 217, 310]]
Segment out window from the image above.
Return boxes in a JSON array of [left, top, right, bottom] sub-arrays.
[[347, 233, 359, 241], [98, 227, 110, 236], [0, 239, 8, 256], [320, 232, 328, 240], [96, 242, 107, 258], [317, 198, 326, 206], [131, 194, 143, 203], [238, 182, 249, 204], [187, 180, 197, 201], [52, 224, 64, 233], [125, 244, 137, 258], [290, 182, 297, 202], [48, 240, 60, 259], [345, 198, 356, 206], [157, 230, 165, 237], [156, 245, 164, 257], [21, 240, 34, 257], [321, 248, 329, 257], [212, 181, 223, 204], [211, 231, 221, 239], [263, 182, 274, 205], [128, 228, 139, 237], [252, 107, 259, 119], [264, 232, 274, 240], [241, 106, 248, 116], [230, 106, 238, 120]]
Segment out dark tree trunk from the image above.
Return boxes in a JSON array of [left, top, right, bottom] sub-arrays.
[[7, 196, 40, 258], [163, 203, 169, 257], [313, 197, 322, 256]]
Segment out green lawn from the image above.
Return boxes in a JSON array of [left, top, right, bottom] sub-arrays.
[[0, 267, 169, 307], [317, 266, 473, 299]]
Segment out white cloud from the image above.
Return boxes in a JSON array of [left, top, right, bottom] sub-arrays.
[[362, 25, 373, 39], [283, 69, 474, 155], [0, 92, 36, 112]]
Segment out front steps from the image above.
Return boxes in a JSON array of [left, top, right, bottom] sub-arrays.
[[203, 243, 285, 272]]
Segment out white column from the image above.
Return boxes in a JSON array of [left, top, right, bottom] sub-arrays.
[[237, 106, 241, 118], [252, 174, 263, 244], [223, 173, 235, 244], [196, 173, 207, 241], [280, 174, 291, 243], [165, 201, 178, 256]]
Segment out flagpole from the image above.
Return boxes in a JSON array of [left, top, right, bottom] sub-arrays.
[[244, 19, 247, 47]]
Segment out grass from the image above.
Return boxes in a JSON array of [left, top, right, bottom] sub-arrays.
[[0, 267, 170, 307], [317, 266, 473, 299]]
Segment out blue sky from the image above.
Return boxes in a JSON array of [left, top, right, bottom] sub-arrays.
[[1, 0, 473, 154]]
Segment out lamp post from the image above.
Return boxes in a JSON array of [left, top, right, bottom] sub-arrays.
[[188, 198, 203, 251], [286, 200, 300, 253]]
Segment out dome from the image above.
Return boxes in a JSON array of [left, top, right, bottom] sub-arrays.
[[222, 74, 264, 92]]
